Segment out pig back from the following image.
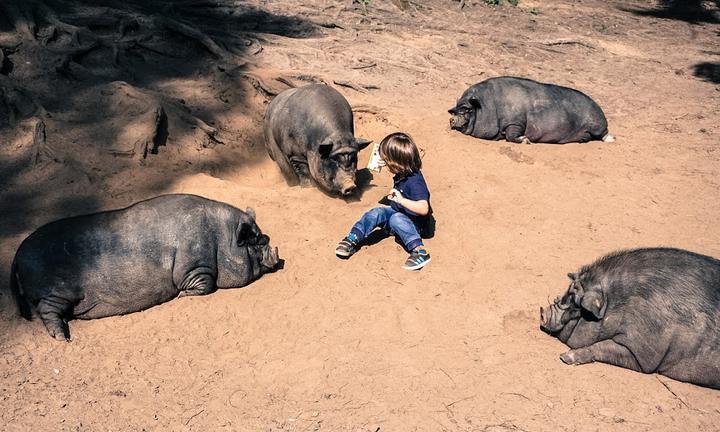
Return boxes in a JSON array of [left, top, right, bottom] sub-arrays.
[[266, 84, 354, 154]]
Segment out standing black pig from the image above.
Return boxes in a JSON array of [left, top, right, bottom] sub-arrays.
[[540, 247, 720, 389], [10, 194, 281, 341], [263, 84, 372, 196], [449, 76, 613, 144]]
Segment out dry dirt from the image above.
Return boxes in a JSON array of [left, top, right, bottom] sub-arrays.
[[1, 0, 720, 431]]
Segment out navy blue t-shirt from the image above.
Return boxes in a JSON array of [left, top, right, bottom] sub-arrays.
[[391, 170, 432, 225]]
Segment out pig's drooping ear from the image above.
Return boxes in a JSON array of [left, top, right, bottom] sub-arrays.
[[580, 290, 606, 320], [355, 138, 372, 151], [236, 221, 253, 247], [245, 207, 256, 220], [469, 97, 481, 109], [318, 142, 333, 159]]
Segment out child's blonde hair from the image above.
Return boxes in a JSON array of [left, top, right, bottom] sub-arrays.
[[379, 132, 422, 176]]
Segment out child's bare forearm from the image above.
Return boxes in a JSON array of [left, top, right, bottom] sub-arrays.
[[397, 197, 429, 216]]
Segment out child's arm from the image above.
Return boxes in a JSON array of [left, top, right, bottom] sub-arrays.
[[388, 189, 429, 216]]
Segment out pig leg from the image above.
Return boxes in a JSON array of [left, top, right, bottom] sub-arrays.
[[560, 339, 642, 371], [37, 295, 73, 341], [178, 268, 217, 297], [289, 156, 312, 187], [504, 124, 527, 144], [569, 131, 592, 143]]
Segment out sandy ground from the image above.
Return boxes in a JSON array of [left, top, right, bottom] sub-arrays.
[[1, 0, 720, 430]]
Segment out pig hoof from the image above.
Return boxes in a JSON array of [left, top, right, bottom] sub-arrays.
[[518, 136, 532, 145], [602, 134, 615, 143], [560, 350, 578, 365], [49, 328, 71, 342]]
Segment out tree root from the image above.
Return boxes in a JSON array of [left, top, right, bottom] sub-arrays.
[[274, 76, 296, 88], [352, 104, 386, 115], [333, 80, 379, 93], [540, 39, 595, 50], [180, 111, 223, 147], [292, 74, 330, 85], [242, 72, 281, 97], [31, 117, 60, 165], [156, 16, 229, 61]]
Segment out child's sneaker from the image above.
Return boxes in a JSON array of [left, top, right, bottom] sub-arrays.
[[335, 236, 358, 258], [403, 248, 431, 270]]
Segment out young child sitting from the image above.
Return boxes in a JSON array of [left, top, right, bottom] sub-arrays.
[[335, 132, 432, 270]]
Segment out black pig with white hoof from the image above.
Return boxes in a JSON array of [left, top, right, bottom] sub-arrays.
[[449, 76, 614, 144]]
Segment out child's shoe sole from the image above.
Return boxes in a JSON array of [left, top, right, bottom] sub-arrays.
[[403, 257, 431, 270], [335, 248, 354, 258]]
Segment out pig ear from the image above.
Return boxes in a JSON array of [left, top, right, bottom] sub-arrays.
[[245, 207, 256, 220], [580, 291, 606, 320], [355, 138, 372, 150], [236, 221, 252, 247], [318, 143, 333, 159], [469, 97, 481, 108]]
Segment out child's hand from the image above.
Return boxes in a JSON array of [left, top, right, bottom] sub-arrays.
[[387, 188, 402, 203]]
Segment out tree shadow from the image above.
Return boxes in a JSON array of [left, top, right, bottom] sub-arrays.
[[693, 61, 720, 83], [0, 0, 320, 331], [620, 0, 720, 24]]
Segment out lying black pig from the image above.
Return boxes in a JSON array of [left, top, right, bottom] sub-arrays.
[[449, 76, 613, 144], [540, 247, 720, 389], [264, 84, 372, 196], [10, 194, 281, 340]]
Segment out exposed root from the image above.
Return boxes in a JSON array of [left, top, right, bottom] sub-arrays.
[[180, 112, 224, 147], [275, 76, 297, 88], [349, 60, 377, 70], [156, 16, 229, 61], [292, 74, 330, 85], [351, 103, 386, 115], [334, 79, 370, 93], [242, 72, 282, 97], [541, 39, 596, 49], [32, 117, 60, 165]]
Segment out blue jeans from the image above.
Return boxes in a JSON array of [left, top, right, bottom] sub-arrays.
[[350, 206, 423, 251]]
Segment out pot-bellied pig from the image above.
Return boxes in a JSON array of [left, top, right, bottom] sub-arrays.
[[263, 84, 372, 196], [540, 247, 720, 389], [449, 76, 613, 144], [10, 194, 281, 341]]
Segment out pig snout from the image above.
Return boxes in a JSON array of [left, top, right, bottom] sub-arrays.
[[338, 177, 357, 196], [540, 305, 559, 332], [261, 245, 282, 271], [341, 183, 357, 196], [449, 114, 467, 130]]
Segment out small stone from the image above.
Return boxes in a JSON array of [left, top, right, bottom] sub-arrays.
[[53, 369, 60, 374]]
